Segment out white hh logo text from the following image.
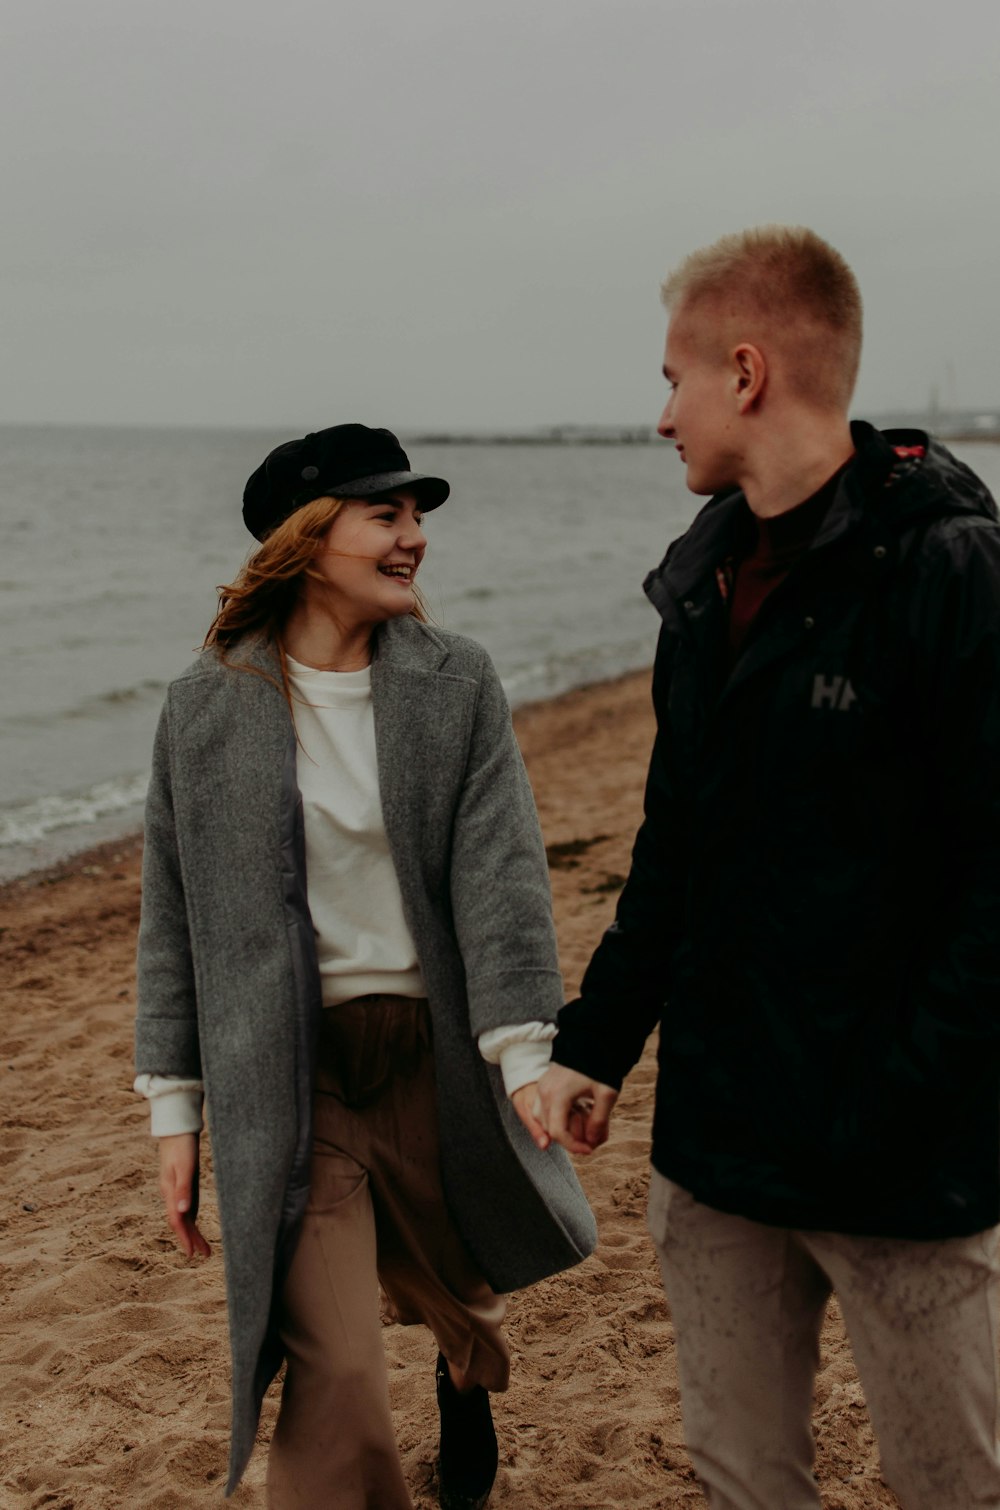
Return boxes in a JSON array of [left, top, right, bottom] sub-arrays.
[[811, 675, 858, 712]]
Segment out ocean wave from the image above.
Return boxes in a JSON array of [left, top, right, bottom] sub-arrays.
[[502, 636, 653, 707], [11, 679, 167, 729], [0, 651, 653, 850], [88, 679, 166, 709], [0, 772, 149, 847]]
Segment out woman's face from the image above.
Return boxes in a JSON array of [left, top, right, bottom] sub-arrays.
[[310, 490, 428, 627]]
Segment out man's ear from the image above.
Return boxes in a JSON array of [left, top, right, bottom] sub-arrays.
[[733, 343, 766, 411]]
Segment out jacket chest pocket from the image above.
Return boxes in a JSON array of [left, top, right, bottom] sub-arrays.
[[760, 653, 920, 846], [774, 598, 906, 766]]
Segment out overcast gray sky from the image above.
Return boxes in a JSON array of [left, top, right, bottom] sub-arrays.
[[3, 0, 998, 430]]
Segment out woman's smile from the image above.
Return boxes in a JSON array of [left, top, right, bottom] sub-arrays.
[[310, 490, 427, 629]]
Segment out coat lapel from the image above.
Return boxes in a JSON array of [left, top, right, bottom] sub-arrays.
[[224, 620, 480, 910], [370, 617, 479, 890]]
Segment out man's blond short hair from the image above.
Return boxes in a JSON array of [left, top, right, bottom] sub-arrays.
[[661, 226, 863, 410]]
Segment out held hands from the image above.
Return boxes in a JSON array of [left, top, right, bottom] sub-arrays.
[[511, 1083, 551, 1149], [511, 1066, 618, 1156], [159, 1133, 212, 1259]]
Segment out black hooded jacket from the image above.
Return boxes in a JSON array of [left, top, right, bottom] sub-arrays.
[[554, 422, 1000, 1238]]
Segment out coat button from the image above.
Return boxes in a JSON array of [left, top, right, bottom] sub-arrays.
[[873, 544, 887, 559], [803, 616, 815, 630], [683, 600, 695, 612]]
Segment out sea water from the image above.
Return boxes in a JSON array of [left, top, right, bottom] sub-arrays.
[[0, 427, 701, 878], [3, 427, 998, 880]]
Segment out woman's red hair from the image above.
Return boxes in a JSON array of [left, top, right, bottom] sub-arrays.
[[203, 496, 428, 694]]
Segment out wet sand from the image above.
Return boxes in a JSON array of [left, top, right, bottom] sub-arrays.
[[0, 670, 898, 1507]]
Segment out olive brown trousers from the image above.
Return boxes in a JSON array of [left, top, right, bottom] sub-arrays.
[[266, 996, 509, 1509]]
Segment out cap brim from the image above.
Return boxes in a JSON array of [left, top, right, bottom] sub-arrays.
[[326, 470, 450, 509]]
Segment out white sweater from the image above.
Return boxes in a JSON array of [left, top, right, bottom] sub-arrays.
[[136, 656, 552, 1135]]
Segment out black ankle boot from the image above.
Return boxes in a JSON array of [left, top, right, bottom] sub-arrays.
[[435, 1352, 499, 1510]]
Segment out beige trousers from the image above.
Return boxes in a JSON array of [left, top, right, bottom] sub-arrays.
[[648, 1170, 1000, 1510], [267, 997, 509, 1510]]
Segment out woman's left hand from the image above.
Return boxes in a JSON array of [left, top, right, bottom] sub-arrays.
[[511, 1082, 551, 1151], [159, 1133, 212, 1259]]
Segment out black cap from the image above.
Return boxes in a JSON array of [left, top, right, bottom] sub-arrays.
[[242, 423, 450, 541]]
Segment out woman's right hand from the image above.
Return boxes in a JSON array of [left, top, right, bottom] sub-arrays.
[[511, 1082, 551, 1151], [159, 1133, 212, 1258]]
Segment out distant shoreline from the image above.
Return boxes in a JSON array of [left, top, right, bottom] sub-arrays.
[[411, 427, 1000, 446], [1, 419, 996, 445]]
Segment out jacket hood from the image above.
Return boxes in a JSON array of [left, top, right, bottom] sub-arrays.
[[645, 420, 999, 621], [870, 422, 998, 528]]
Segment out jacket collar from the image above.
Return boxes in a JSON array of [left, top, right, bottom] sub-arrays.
[[643, 420, 928, 626], [371, 614, 452, 677], [225, 613, 452, 686]]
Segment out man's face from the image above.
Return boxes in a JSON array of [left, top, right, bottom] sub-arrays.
[[657, 308, 741, 496]]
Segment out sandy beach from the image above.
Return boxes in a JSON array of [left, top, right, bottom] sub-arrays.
[[0, 670, 899, 1509]]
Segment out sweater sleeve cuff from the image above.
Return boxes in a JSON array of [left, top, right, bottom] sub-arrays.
[[498, 1038, 554, 1096], [134, 1074, 205, 1137], [478, 1022, 556, 1096]]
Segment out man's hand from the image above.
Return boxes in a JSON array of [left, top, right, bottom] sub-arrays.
[[535, 1064, 619, 1155], [159, 1133, 211, 1258]]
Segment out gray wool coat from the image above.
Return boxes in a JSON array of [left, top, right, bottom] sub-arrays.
[[134, 616, 597, 1494]]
